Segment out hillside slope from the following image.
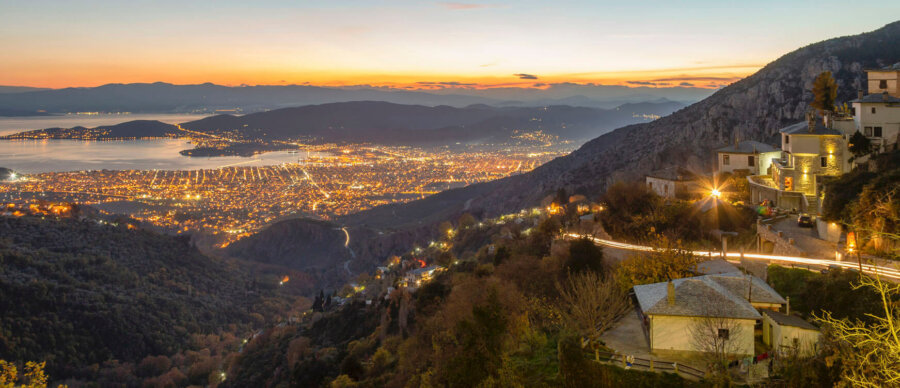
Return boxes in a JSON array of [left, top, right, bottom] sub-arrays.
[[348, 21, 900, 229], [179, 100, 684, 143], [0, 216, 286, 379]]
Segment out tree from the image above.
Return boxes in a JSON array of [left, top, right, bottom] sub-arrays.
[[555, 187, 569, 205], [330, 374, 358, 388], [812, 71, 838, 112], [848, 131, 873, 159], [457, 213, 477, 230], [816, 275, 900, 387], [0, 360, 63, 388], [492, 246, 511, 266], [556, 272, 631, 343], [566, 237, 606, 274], [615, 234, 701, 289], [688, 304, 746, 377]]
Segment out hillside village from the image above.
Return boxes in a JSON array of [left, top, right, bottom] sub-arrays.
[[0, 29, 898, 388], [250, 64, 900, 387]]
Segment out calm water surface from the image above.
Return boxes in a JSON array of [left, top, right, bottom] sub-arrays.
[[0, 139, 315, 173], [0, 113, 209, 136], [0, 114, 320, 173]]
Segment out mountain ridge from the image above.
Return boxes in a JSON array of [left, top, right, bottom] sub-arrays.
[[344, 20, 900, 229], [0, 82, 711, 114]]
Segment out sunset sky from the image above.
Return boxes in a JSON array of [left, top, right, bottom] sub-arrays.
[[2, 0, 898, 89]]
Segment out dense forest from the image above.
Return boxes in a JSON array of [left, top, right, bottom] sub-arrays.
[[0, 215, 302, 386]]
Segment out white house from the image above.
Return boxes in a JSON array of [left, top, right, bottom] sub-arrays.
[[645, 167, 699, 199], [747, 64, 900, 212], [762, 310, 821, 357], [403, 265, 444, 288], [715, 140, 780, 175], [633, 272, 787, 356]]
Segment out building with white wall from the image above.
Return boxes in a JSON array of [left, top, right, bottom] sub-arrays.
[[716, 140, 780, 175], [633, 272, 787, 356], [645, 167, 699, 199], [762, 310, 821, 357], [747, 64, 900, 212]]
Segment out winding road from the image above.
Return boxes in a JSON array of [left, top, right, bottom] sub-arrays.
[[342, 227, 354, 275], [566, 233, 900, 281]]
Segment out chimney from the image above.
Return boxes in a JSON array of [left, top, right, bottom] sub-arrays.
[[666, 280, 675, 306], [786, 296, 791, 315], [824, 110, 833, 129], [858, 89, 864, 100]]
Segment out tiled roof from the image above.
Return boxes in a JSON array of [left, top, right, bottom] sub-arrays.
[[850, 93, 900, 104], [694, 259, 739, 275], [709, 272, 787, 305], [646, 167, 697, 181], [716, 140, 778, 154], [779, 121, 842, 136], [633, 272, 785, 320], [764, 310, 818, 331]]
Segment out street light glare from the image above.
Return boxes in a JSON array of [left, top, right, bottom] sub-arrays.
[[710, 188, 721, 198]]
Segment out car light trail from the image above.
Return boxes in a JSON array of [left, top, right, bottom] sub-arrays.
[[566, 233, 900, 281]]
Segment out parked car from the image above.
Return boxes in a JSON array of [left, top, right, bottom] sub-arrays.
[[797, 214, 813, 227]]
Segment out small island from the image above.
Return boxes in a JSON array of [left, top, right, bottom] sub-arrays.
[[180, 142, 300, 157], [1, 119, 301, 157]]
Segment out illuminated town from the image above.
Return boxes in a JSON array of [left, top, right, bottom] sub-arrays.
[[0, 143, 569, 246]]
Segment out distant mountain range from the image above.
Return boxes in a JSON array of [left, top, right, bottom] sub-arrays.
[[0, 82, 711, 116], [180, 100, 685, 144], [3, 100, 686, 145], [0, 86, 50, 94], [341, 21, 900, 229]]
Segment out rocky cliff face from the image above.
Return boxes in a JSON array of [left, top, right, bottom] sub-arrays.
[[349, 21, 900, 230]]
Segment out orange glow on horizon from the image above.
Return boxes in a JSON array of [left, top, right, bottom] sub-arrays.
[[0, 64, 759, 90]]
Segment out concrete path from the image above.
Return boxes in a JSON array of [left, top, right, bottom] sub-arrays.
[[601, 308, 707, 372]]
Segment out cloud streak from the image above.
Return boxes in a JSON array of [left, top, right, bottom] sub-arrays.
[[439, 2, 492, 10], [513, 73, 538, 80]]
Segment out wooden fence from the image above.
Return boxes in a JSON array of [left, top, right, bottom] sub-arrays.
[[586, 350, 707, 380]]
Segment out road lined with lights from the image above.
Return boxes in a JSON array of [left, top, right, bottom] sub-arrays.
[[566, 233, 900, 281]]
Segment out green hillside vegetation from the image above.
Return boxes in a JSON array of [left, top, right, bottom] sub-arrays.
[[0, 216, 298, 385], [221, 202, 714, 387], [822, 150, 899, 258]]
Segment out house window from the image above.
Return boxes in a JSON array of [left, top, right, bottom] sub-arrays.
[[785, 177, 793, 191], [785, 135, 790, 144], [723, 154, 730, 165], [648, 182, 653, 189], [865, 126, 873, 136], [880, 80, 889, 89], [874, 127, 883, 137], [718, 329, 730, 340], [793, 338, 800, 347], [851, 106, 856, 115], [748, 155, 755, 166], [821, 156, 827, 167], [872, 107, 877, 114]]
